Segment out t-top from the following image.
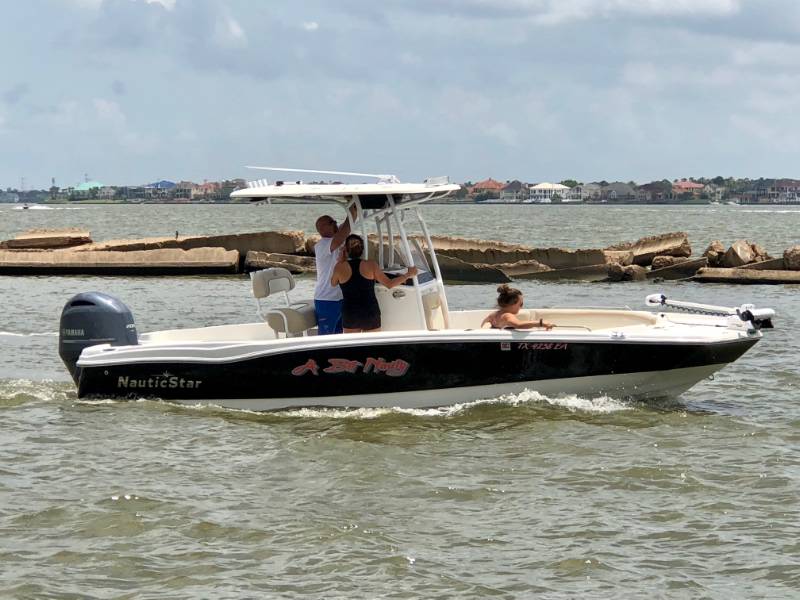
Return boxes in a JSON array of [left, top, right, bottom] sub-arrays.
[[314, 236, 343, 301]]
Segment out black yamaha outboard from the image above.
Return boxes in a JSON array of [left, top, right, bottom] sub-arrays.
[[59, 292, 138, 385]]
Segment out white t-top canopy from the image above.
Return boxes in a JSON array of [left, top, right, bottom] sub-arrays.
[[230, 179, 460, 204]]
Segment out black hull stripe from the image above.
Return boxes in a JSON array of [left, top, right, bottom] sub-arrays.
[[78, 338, 759, 400]]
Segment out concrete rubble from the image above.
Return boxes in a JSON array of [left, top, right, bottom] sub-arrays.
[[693, 267, 800, 285], [1, 227, 798, 284], [784, 245, 800, 270], [606, 231, 691, 266], [0, 228, 92, 250], [647, 257, 708, 281], [245, 252, 316, 274], [76, 230, 306, 256], [0, 248, 239, 275]]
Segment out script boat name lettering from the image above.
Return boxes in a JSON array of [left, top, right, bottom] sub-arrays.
[[292, 357, 410, 377]]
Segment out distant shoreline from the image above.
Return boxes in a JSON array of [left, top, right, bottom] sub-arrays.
[[5, 200, 800, 207]]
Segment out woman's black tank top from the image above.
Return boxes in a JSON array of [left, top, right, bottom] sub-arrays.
[[341, 259, 380, 321]]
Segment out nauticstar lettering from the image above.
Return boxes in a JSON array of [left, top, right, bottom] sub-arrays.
[[117, 372, 202, 390]]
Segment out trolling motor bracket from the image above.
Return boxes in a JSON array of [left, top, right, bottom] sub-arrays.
[[645, 294, 775, 330]]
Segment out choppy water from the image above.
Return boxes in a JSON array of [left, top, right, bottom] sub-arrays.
[[1, 204, 799, 598]]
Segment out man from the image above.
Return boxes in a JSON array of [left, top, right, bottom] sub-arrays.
[[313, 208, 354, 334]]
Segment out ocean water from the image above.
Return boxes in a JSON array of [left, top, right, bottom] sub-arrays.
[[1, 203, 798, 598]]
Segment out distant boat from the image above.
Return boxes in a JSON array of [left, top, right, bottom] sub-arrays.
[[726, 200, 740, 206], [13, 204, 52, 211]]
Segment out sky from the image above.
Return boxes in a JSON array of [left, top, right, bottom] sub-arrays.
[[1, 0, 799, 189]]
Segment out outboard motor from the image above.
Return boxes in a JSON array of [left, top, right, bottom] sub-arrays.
[[58, 292, 138, 385]]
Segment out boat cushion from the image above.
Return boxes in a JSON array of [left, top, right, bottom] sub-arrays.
[[251, 268, 295, 299], [266, 304, 317, 334]]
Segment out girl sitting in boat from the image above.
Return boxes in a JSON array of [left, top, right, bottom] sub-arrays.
[[330, 234, 418, 333], [482, 284, 554, 330]]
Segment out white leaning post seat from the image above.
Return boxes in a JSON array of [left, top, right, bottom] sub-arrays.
[[250, 268, 317, 337]]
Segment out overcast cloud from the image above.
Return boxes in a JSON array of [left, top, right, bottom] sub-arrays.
[[1, 0, 799, 188]]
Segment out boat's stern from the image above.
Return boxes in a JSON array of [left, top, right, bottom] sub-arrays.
[[59, 292, 138, 386]]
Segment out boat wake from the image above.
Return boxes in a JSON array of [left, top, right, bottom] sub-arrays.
[[0, 331, 59, 338], [0, 379, 73, 407], [162, 389, 635, 420]]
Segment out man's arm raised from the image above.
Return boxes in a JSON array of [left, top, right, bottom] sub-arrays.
[[331, 203, 358, 251]]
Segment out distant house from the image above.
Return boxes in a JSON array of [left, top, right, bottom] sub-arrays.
[[741, 181, 772, 204], [98, 186, 116, 200], [0, 190, 20, 203], [527, 182, 571, 203], [499, 180, 528, 202], [70, 180, 105, 200], [572, 183, 602, 202], [672, 179, 705, 197], [469, 178, 504, 195], [174, 181, 196, 200], [703, 184, 724, 202], [468, 178, 504, 201], [637, 182, 672, 203], [601, 182, 637, 202], [194, 181, 221, 200], [770, 179, 800, 203], [145, 180, 177, 200]]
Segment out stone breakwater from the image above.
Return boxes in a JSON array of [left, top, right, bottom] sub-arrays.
[[1, 228, 799, 284]]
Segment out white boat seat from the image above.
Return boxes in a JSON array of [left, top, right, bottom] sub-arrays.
[[266, 305, 317, 336], [250, 268, 317, 337]]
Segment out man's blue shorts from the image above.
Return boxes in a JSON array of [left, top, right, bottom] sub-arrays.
[[315, 300, 343, 335]]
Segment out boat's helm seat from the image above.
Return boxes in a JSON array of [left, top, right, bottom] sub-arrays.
[[250, 268, 317, 337]]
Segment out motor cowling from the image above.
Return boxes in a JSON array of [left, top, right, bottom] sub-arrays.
[[59, 292, 137, 385]]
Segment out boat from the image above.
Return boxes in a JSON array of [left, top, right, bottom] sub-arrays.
[[58, 169, 775, 411]]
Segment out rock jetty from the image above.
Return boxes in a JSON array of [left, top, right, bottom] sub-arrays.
[[0, 228, 92, 250], [1, 227, 798, 285], [0, 248, 239, 275]]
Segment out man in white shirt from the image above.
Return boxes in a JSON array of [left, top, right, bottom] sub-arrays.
[[313, 211, 353, 334]]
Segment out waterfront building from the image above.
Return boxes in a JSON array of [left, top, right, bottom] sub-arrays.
[[527, 182, 571, 203], [672, 179, 705, 198], [770, 179, 800, 203], [571, 183, 602, 202], [637, 181, 673, 203], [0, 190, 20, 203], [499, 180, 528, 202], [70, 180, 105, 200], [98, 186, 116, 200], [468, 178, 504, 201], [600, 182, 637, 203], [174, 181, 196, 200]]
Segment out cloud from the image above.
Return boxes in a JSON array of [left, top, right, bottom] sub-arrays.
[[370, 0, 741, 24], [4, 0, 800, 187], [111, 80, 126, 95], [480, 121, 519, 146], [69, 0, 176, 10], [146, 0, 176, 8], [93, 98, 126, 126], [3, 83, 30, 105], [213, 14, 247, 47]]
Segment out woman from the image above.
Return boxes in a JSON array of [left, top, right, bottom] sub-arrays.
[[481, 284, 554, 330], [330, 234, 418, 333]]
